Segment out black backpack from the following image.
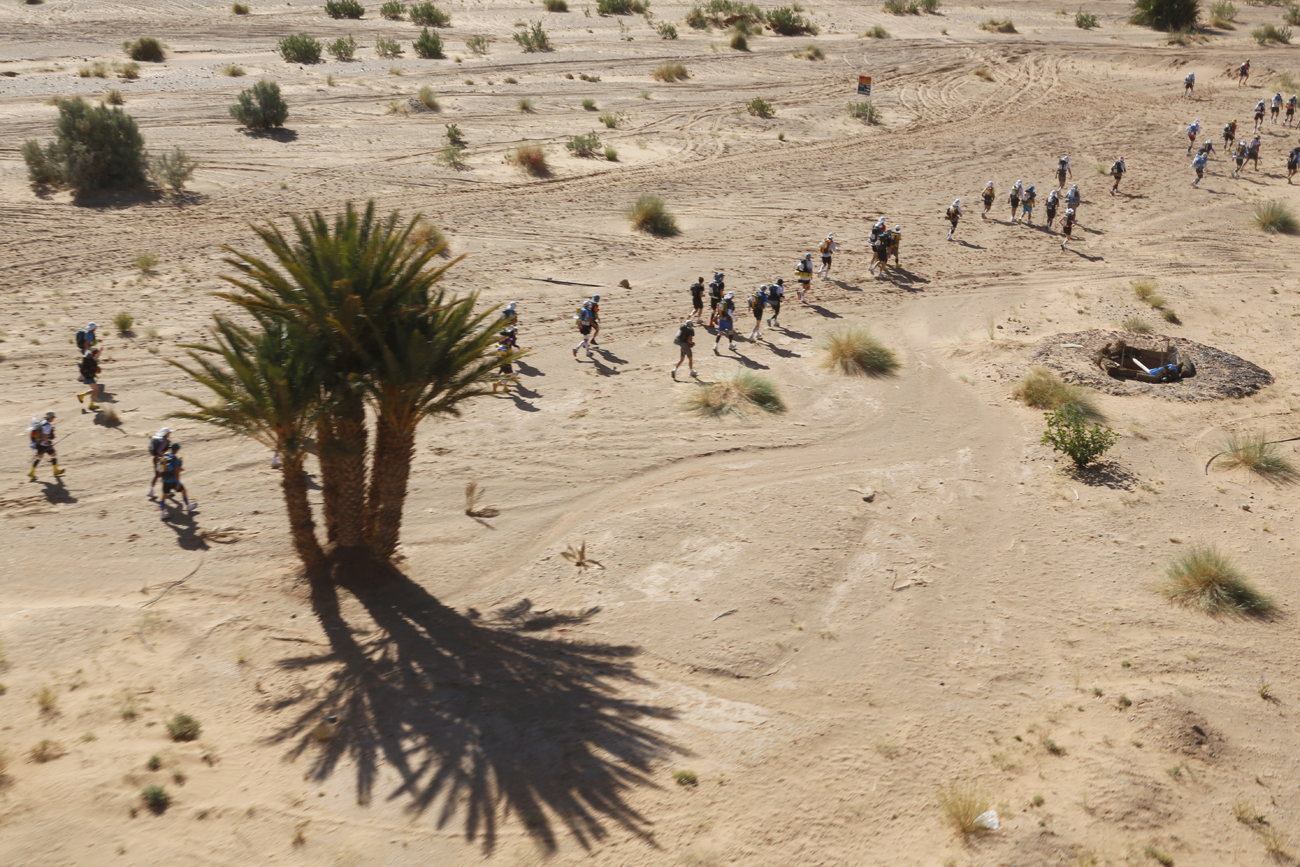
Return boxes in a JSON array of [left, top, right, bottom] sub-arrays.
[[75, 330, 87, 351], [678, 323, 694, 341]]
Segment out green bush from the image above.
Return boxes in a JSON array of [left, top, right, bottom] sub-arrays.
[[689, 0, 762, 26], [653, 61, 689, 80], [444, 121, 462, 142], [324, 0, 364, 17], [1041, 405, 1118, 468], [22, 97, 149, 194], [1075, 8, 1099, 27], [686, 6, 708, 26], [413, 27, 444, 57], [379, 0, 405, 17], [604, 145, 618, 160], [883, 0, 919, 13], [766, 5, 817, 34], [545, 0, 568, 8], [597, 0, 648, 13], [375, 37, 403, 57], [730, 31, 749, 49], [124, 37, 165, 62], [658, 20, 678, 37], [166, 714, 201, 742], [1130, 0, 1200, 31], [278, 33, 323, 63], [1209, 0, 1235, 24], [409, 1, 450, 25], [628, 193, 679, 235], [232, 2, 250, 12], [327, 34, 358, 59], [685, 372, 783, 417], [581, 97, 597, 110], [118, 61, 141, 80], [466, 34, 490, 53], [418, 85, 440, 109], [864, 24, 890, 37], [1161, 543, 1272, 616], [513, 20, 552, 51], [141, 785, 171, 812], [1253, 22, 1291, 42], [746, 96, 774, 117], [919, 0, 940, 10], [230, 80, 289, 129], [150, 146, 198, 193], [848, 100, 881, 123], [566, 131, 602, 156], [1287, 4, 1300, 25], [599, 111, 619, 127]]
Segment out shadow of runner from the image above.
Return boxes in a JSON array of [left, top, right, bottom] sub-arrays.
[[270, 564, 682, 853]]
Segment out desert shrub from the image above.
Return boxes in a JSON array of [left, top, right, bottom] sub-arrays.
[[1041, 405, 1118, 468], [438, 144, 468, 168], [409, 1, 450, 25], [566, 131, 602, 156], [105, 88, 125, 105], [847, 100, 880, 123], [325, 0, 364, 16], [113, 312, 135, 333], [408, 219, 450, 255], [466, 34, 490, 53], [1076, 8, 1100, 26], [167, 714, 201, 742], [974, 66, 993, 80], [730, 31, 749, 49], [919, 0, 940, 10], [134, 252, 158, 271], [328, 34, 358, 59], [689, 0, 762, 27], [1254, 22, 1292, 41], [674, 769, 698, 786], [142, 784, 171, 812], [150, 146, 198, 192], [417, 85, 440, 109], [581, 97, 597, 110], [1013, 366, 1102, 419], [118, 61, 141, 79], [546, 0, 568, 8], [597, 0, 647, 13], [1210, 0, 1235, 23], [979, 17, 1017, 31], [628, 193, 679, 235], [223, 63, 246, 76], [29, 740, 65, 763], [1287, 4, 1300, 24], [413, 27, 444, 57], [513, 20, 553, 50], [278, 33, 323, 63], [685, 372, 784, 417], [767, 5, 817, 34], [376, 37, 403, 57], [1161, 543, 1272, 616], [22, 97, 148, 194], [686, 6, 708, 26], [884, 0, 919, 13], [795, 43, 824, 57], [599, 111, 619, 127], [1120, 315, 1152, 333], [380, 0, 405, 17], [512, 143, 549, 175], [1253, 199, 1298, 233], [652, 61, 689, 81], [385, 99, 410, 115], [1130, 0, 1200, 30], [819, 326, 898, 376], [230, 80, 288, 129], [604, 145, 618, 160], [1131, 277, 1158, 302], [124, 37, 165, 62], [232, 2, 250, 12], [939, 780, 992, 836], [579, 72, 601, 81], [1216, 432, 1299, 484], [658, 21, 678, 37], [747, 96, 774, 117], [80, 62, 109, 78], [516, 96, 535, 111], [444, 123, 463, 144], [863, 24, 891, 36]]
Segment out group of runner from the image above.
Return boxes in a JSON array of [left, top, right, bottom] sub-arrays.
[[946, 156, 1098, 250], [1182, 63, 1300, 187]]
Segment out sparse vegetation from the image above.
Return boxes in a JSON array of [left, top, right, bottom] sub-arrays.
[[979, 17, 1017, 31], [408, 219, 450, 255], [566, 131, 602, 157], [513, 20, 553, 51], [1076, 8, 1100, 27], [746, 96, 774, 117], [105, 88, 125, 105], [1215, 432, 1299, 484], [1131, 277, 1162, 306], [380, 0, 405, 17], [1263, 827, 1290, 860], [686, 0, 763, 28], [232, 1, 250, 12], [1253, 22, 1292, 41], [166, 713, 201, 742], [1041, 405, 1118, 468], [628, 193, 679, 236], [819, 325, 899, 376], [150, 146, 198, 195], [597, 0, 648, 13], [1252, 199, 1298, 234], [413, 27, 444, 57], [864, 24, 891, 37], [29, 740, 65, 763], [516, 96, 536, 111], [466, 34, 490, 54], [1210, 0, 1236, 25], [325, 0, 364, 17], [124, 37, 166, 62], [328, 35, 358, 60], [1121, 315, 1153, 334], [685, 372, 784, 417], [146, 754, 162, 771], [223, 63, 246, 76], [848, 100, 881, 123], [658, 21, 678, 37], [80, 62, 110, 78], [938, 780, 992, 836], [376, 37, 403, 57], [546, 0, 568, 8], [1130, 0, 1200, 31], [766, 5, 817, 34], [1234, 798, 1258, 824], [730, 31, 749, 49], [794, 43, 824, 58], [22, 97, 150, 194], [1161, 543, 1272, 616], [1287, 4, 1300, 24], [118, 61, 141, 80], [1144, 845, 1174, 866], [278, 33, 323, 63], [604, 145, 618, 160], [1117, 694, 1131, 707], [674, 769, 698, 786], [142, 784, 171, 812], [581, 97, 597, 110], [652, 61, 689, 81], [34, 685, 57, 714], [230, 80, 289, 129], [512, 143, 549, 175], [409, 1, 450, 25], [1013, 367, 1103, 420], [417, 85, 440, 109], [599, 111, 620, 127]]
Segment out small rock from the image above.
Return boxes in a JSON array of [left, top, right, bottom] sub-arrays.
[[862, 488, 875, 502]]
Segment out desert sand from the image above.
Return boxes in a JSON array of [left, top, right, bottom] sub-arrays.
[[3, 0, 1300, 863]]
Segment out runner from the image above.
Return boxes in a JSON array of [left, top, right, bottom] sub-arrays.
[[713, 299, 737, 352], [156, 442, 195, 520], [887, 225, 902, 268], [707, 272, 724, 327], [1239, 59, 1251, 87], [1045, 188, 1060, 229], [817, 233, 839, 280], [1191, 149, 1208, 188], [27, 412, 64, 479], [945, 199, 962, 240], [490, 335, 517, 394], [1065, 183, 1081, 213], [501, 301, 518, 331], [1019, 186, 1036, 225], [148, 427, 172, 496], [1184, 71, 1195, 98], [572, 300, 595, 358], [1224, 119, 1237, 149], [1109, 156, 1127, 195], [868, 230, 886, 275], [767, 279, 784, 328], [672, 319, 696, 378], [587, 294, 601, 346], [1056, 155, 1072, 189], [76, 347, 102, 411], [1009, 179, 1022, 221], [1248, 135, 1262, 171], [981, 181, 995, 218], [1199, 139, 1216, 158], [1254, 99, 1266, 133], [74, 322, 98, 355], [1185, 119, 1200, 156], [689, 277, 705, 324], [1060, 208, 1077, 251], [747, 285, 767, 341], [795, 253, 813, 303], [1288, 95, 1298, 127], [1271, 92, 1283, 125], [1289, 145, 1300, 184], [1232, 140, 1248, 177]]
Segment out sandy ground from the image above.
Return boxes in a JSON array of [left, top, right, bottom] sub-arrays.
[[4, 0, 1300, 864]]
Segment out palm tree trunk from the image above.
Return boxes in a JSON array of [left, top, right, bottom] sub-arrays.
[[280, 451, 326, 570], [325, 399, 369, 549], [315, 418, 342, 543], [366, 414, 415, 564]]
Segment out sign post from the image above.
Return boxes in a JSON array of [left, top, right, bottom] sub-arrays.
[[857, 75, 872, 97]]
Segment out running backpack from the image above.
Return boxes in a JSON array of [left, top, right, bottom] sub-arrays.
[[819, 240, 831, 254], [75, 330, 87, 351], [946, 206, 956, 219], [149, 436, 168, 458], [678, 323, 694, 341]]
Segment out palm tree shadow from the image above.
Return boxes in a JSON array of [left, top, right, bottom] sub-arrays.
[[269, 564, 682, 853]]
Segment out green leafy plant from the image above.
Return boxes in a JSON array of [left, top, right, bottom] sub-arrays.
[[1042, 405, 1118, 468], [438, 144, 468, 168], [376, 37, 403, 57], [124, 37, 165, 62], [232, 1, 250, 11], [513, 20, 553, 50], [409, 1, 450, 25], [1130, 0, 1200, 31], [325, 0, 364, 16], [1287, 4, 1300, 25], [150, 146, 198, 192], [767, 5, 817, 34], [746, 96, 774, 117], [230, 80, 288, 129], [167, 714, 201, 742], [278, 33, 323, 63], [380, 0, 405, 17], [628, 193, 679, 235], [142, 785, 171, 812], [328, 34, 358, 59], [466, 34, 490, 53], [658, 21, 678, 37], [848, 100, 881, 123], [652, 61, 689, 81], [413, 27, 444, 57], [566, 131, 602, 156], [21, 97, 149, 194], [1076, 8, 1100, 26]]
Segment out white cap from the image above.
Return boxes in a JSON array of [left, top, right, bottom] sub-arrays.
[[157, 427, 172, 436], [953, 198, 960, 206], [44, 411, 56, 419], [87, 322, 97, 329], [506, 301, 517, 309], [827, 232, 834, 238], [894, 225, 902, 231]]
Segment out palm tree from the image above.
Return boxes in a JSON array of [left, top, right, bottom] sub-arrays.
[[167, 318, 327, 570], [363, 291, 512, 562]]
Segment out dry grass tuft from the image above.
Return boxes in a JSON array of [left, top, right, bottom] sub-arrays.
[[29, 739, 66, 763], [652, 61, 689, 81], [464, 482, 499, 518], [628, 194, 680, 236], [1120, 316, 1152, 334], [974, 66, 994, 80], [938, 780, 992, 836], [1216, 433, 1299, 484], [1012, 367, 1103, 420], [684, 372, 784, 418], [1253, 199, 1299, 234], [512, 143, 549, 176], [1161, 543, 1272, 617], [408, 219, 450, 256], [979, 17, 1016, 32], [819, 325, 899, 376]]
